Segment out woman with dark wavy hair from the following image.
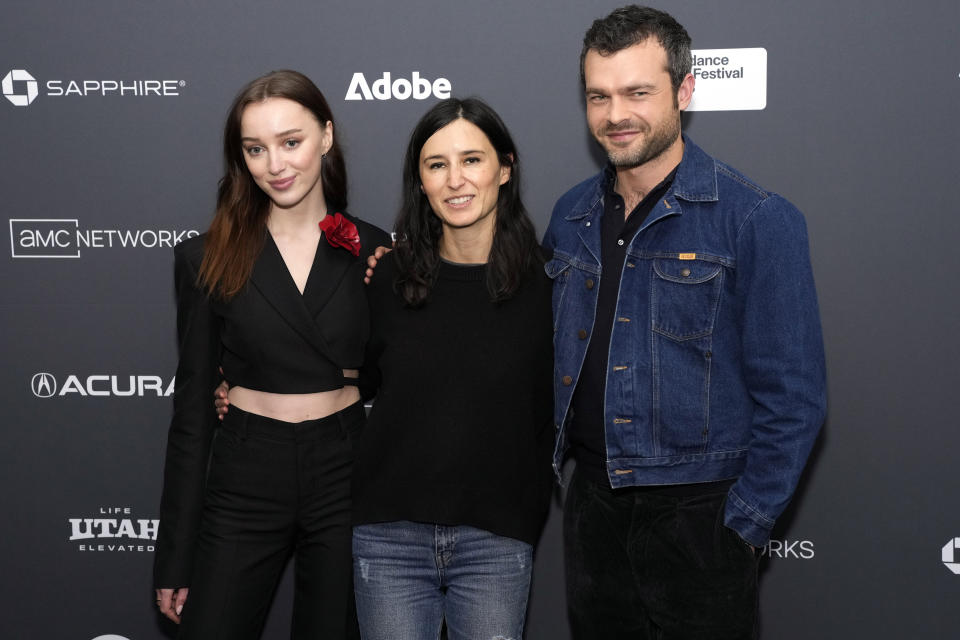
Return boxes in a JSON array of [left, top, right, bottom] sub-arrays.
[[154, 69, 388, 639], [352, 97, 554, 640]]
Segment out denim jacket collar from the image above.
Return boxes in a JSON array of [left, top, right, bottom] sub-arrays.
[[563, 134, 718, 225]]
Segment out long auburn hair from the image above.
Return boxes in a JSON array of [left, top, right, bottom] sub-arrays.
[[198, 70, 347, 299], [393, 97, 542, 306]]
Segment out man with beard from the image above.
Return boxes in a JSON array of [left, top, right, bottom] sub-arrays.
[[543, 6, 826, 638]]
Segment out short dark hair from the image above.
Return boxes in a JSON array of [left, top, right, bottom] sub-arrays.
[[580, 5, 692, 91], [393, 97, 542, 307]]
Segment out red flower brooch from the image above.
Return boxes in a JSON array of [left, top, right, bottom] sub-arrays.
[[318, 212, 361, 257]]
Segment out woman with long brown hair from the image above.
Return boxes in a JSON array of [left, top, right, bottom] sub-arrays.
[[154, 69, 388, 639]]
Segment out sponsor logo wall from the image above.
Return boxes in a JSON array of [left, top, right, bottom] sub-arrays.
[[2, 2, 958, 639]]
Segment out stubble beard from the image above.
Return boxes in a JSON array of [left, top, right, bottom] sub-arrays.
[[600, 113, 681, 170]]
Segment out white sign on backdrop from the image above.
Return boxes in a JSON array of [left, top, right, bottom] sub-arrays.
[[687, 48, 767, 111]]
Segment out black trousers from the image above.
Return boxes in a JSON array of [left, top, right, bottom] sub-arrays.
[[564, 468, 759, 640], [178, 402, 364, 640]]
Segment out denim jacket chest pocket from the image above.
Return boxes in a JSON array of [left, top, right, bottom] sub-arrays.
[[651, 256, 724, 341], [645, 255, 728, 456]]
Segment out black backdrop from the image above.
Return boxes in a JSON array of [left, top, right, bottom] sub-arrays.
[[2, 1, 959, 638]]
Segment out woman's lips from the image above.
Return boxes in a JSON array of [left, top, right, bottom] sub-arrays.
[[445, 195, 474, 208], [268, 176, 296, 190]]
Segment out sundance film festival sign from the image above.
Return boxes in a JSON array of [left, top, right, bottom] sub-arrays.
[[10, 218, 199, 258], [686, 48, 767, 111], [3, 68, 185, 107]]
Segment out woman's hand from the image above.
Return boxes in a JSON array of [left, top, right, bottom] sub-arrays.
[[156, 587, 189, 623], [214, 380, 230, 420], [363, 245, 392, 284]]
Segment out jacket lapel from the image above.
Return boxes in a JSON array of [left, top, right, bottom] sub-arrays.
[[248, 234, 352, 361]]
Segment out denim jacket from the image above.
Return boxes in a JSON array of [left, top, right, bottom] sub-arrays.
[[543, 135, 826, 546]]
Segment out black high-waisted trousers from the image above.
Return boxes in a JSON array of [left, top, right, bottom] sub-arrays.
[[178, 402, 364, 640]]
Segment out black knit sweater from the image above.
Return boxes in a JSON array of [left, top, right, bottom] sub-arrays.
[[353, 253, 555, 545]]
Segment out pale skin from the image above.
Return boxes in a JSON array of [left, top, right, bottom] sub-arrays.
[[158, 97, 359, 624]]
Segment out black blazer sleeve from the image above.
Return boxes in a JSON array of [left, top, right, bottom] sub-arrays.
[[154, 236, 220, 588], [351, 215, 392, 401]]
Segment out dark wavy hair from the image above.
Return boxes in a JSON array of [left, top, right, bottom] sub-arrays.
[[198, 69, 347, 299], [580, 5, 692, 92], [393, 97, 542, 307]]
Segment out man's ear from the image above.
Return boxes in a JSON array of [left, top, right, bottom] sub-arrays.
[[677, 73, 695, 111]]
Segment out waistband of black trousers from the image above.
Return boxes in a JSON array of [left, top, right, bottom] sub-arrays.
[[220, 400, 365, 442]]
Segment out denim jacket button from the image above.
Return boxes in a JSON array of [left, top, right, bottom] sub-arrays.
[[562, 375, 573, 386], [585, 279, 595, 290], [578, 329, 588, 339], [681, 268, 691, 277]]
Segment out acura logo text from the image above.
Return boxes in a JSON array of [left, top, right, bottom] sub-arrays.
[[31, 373, 174, 397]]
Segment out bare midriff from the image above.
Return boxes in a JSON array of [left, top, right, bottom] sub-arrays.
[[229, 369, 360, 423]]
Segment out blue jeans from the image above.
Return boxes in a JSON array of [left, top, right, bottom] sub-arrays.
[[352, 521, 532, 640]]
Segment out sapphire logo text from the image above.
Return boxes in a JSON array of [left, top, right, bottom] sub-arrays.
[[31, 372, 175, 398], [345, 72, 451, 101], [942, 537, 960, 574], [2, 68, 185, 107], [2, 69, 39, 106]]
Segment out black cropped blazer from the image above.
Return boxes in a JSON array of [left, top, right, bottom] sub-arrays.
[[154, 213, 390, 588]]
